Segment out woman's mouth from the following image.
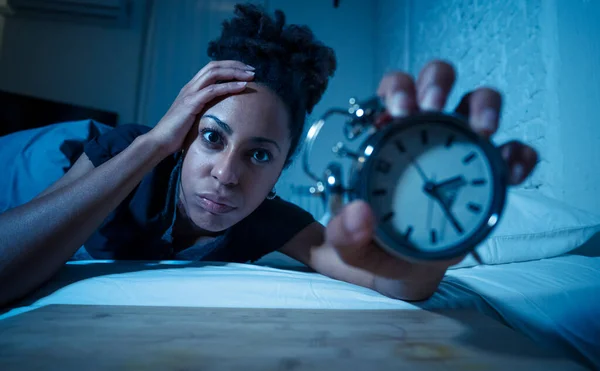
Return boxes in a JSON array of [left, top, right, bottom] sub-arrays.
[[196, 195, 237, 214]]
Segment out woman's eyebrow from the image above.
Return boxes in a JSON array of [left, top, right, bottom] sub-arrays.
[[203, 114, 282, 153], [203, 114, 233, 135], [251, 137, 281, 153]]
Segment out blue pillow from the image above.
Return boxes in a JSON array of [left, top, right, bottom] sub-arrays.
[[0, 120, 112, 212]]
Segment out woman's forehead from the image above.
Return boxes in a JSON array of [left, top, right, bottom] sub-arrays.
[[203, 84, 290, 139]]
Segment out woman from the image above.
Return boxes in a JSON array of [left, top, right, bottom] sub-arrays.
[[0, 3, 538, 306]]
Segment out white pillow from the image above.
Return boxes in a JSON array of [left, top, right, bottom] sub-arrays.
[[450, 189, 600, 269]]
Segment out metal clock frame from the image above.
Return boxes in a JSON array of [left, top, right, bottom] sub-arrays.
[[348, 111, 509, 261]]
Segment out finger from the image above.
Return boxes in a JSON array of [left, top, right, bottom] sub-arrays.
[[190, 67, 255, 92], [192, 60, 253, 83], [374, 111, 393, 128], [376, 71, 418, 120], [325, 200, 376, 266], [499, 141, 538, 184], [415, 60, 456, 111], [455, 87, 502, 138], [183, 81, 249, 116], [183, 60, 254, 93]]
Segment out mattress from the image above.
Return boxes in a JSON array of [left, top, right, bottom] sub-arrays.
[[1, 254, 598, 369]]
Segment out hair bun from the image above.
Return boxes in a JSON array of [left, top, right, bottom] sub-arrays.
[[207, 3, 337, 114], [207, 3, 337, 166]]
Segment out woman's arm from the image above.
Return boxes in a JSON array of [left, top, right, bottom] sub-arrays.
[[279, 222, 448, 301], [0, 60, 255, 307], [0, 134, 168, 306], [32, 152, 96, 200]]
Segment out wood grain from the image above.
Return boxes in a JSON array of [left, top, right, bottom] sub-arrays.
[[0, 305, 587, 370]]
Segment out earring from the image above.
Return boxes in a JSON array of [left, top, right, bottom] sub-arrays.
[[267, 188, 277, 200]]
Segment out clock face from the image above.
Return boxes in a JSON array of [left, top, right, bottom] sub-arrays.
[[358, 115, 505, 258]]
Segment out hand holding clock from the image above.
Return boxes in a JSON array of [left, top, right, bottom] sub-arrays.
[[321, 60, 539, 300]]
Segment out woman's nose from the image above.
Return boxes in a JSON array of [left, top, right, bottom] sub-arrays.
[[211, 152, 242, 186]]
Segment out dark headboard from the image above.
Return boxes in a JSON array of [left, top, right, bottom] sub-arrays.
[[0, 90, 119, 137]]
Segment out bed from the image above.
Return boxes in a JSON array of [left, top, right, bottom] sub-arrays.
[[1, 121, 599, 369]]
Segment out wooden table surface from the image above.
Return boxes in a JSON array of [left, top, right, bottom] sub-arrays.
[[0, 305, 587, 370]]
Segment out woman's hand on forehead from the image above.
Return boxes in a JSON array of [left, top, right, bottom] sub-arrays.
[[145, 60, 256, 156]]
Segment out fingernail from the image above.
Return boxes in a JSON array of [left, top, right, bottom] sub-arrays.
[[236, 81, 248, 87], [343, 207, 363, 235], [420, 85, 443, 111], [476, 108, 498, 133], [501, 145, 511, 160], [524, 146, 538, 162], [387, 91, 409, 117], [245, 64, 255, 70], [245, 70, 255, 75], [510, 163, 525, 183]]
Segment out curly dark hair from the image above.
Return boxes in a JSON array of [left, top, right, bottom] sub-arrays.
[[207, 3, 337, 167]]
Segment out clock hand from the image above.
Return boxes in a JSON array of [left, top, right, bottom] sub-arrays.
[[412, 159, 430, 184], [432, 175, 466, 191], [426, 174, 436, 236], [405, 150, 430, 184], [440, 202, 464, 235], [437, 196, 464, 234], [440, 210, 447, 241], [426, 187, 464, 235], [431, 175, 467, 210]]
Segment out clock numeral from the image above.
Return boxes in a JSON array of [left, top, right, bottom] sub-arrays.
[[375, 159, 392, 174], [471, 178, 487, 186], [430, 229, 438, 244], [382, 212, 394, 223], [463, 151, 477, 165], [421, 130, 428, 146], [394, 140, 406, 153], [467, 202, 482, 214], [372, 189, 387, 196], [445, 134, 455, 148]]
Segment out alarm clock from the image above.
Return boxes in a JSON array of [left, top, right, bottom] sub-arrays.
[[300, 97, 509, 262]]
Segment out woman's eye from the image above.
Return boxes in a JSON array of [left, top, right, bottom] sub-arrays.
[[252, 150, 272, 163], [202, 130, 221, 144]]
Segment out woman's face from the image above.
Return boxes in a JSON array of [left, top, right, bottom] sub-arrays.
[[179, 83, 291, 232]]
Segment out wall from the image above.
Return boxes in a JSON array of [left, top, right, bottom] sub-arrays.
[[0, 0, 149, 124], [375, 0, 407, 74], [0, 0, 7, 59], [554, 0, 600, 215], [378, 0, 549, 190], [265, 0, 377, 212], [374, 0, 600, 214], [137, 0, 257, 131], [0, 16, 4, 61]]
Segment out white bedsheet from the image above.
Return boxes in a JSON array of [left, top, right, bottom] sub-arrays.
[[1, 254, 598, 368], [429, 255, 600, 368]]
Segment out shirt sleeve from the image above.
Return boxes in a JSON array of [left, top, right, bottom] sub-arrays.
[[83, 124, 151, 167]]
